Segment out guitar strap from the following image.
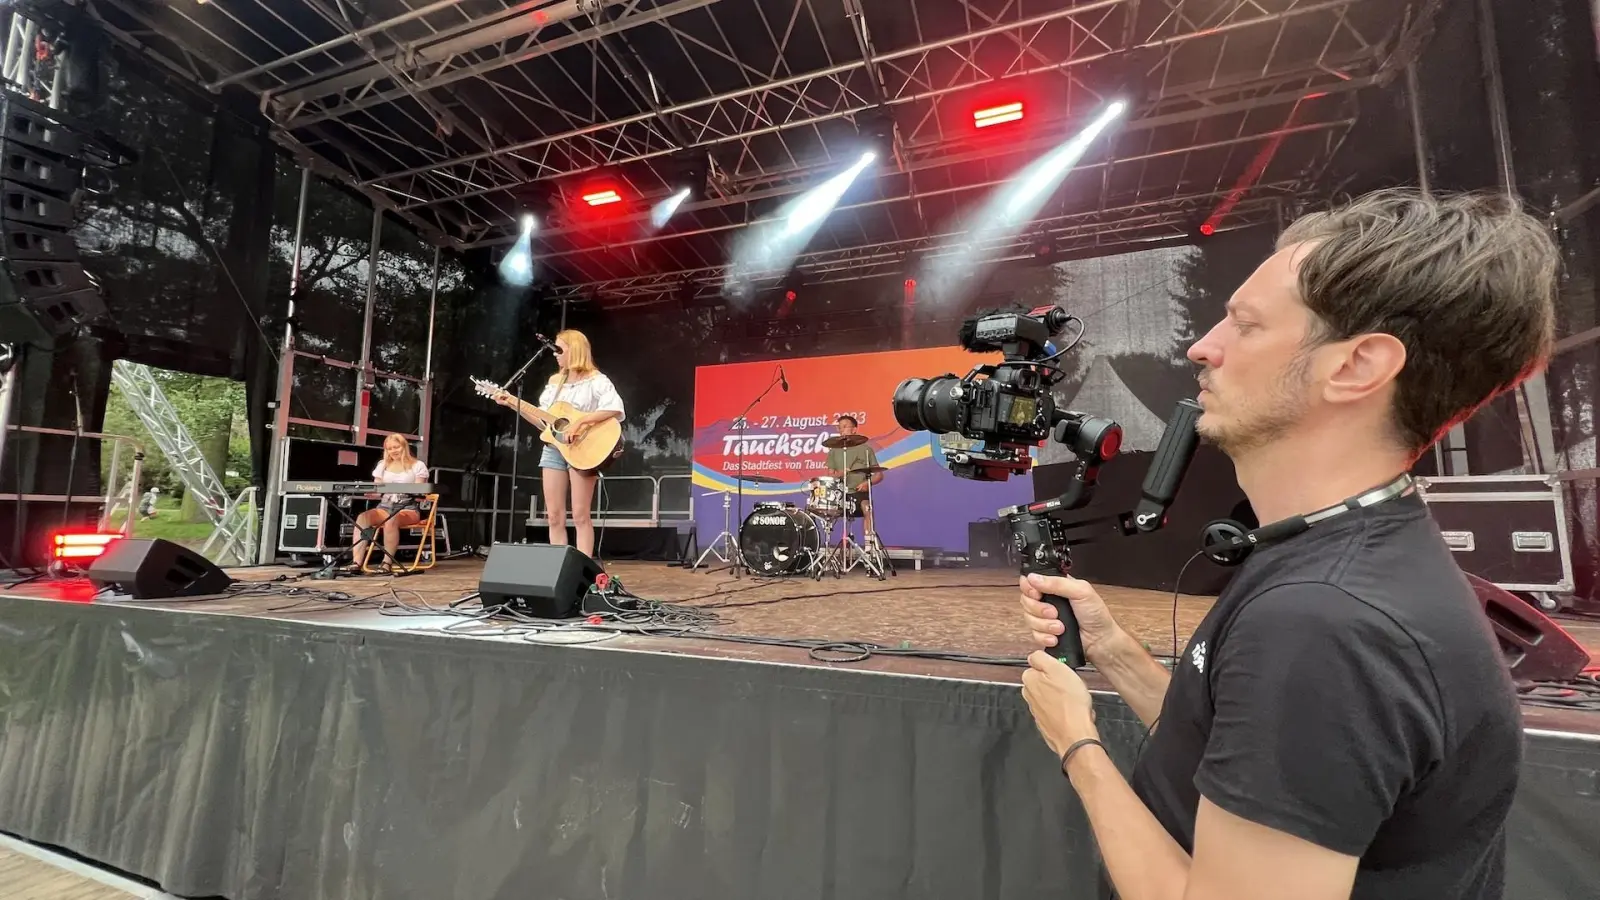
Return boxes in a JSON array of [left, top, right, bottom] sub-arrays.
[[550, 368, 569, 408]]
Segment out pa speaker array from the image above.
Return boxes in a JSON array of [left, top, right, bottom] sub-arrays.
[[0, 91, 105, 348]]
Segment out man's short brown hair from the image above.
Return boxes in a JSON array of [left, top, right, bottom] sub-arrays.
[[1278, 189, 1559, 456]]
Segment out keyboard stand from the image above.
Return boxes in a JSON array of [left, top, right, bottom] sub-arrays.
[[312, 493, 417, 577]]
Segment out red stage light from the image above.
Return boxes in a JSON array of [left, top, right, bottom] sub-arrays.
[[582, 189, 622, 207], [973, 102, 1024, 129], [1199, 223, 1216, 236], [784, 290, 797, 303], [52, 531, 120, 562]]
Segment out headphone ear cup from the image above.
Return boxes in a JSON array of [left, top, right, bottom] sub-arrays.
[[1200, 519, 1252, 567]]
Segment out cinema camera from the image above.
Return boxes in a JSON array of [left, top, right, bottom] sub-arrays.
[[893, 305, 1203, 668]]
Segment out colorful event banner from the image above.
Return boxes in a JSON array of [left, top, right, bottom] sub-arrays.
[[692, 346, 1035, 553]]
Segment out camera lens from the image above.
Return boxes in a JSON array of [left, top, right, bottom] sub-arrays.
[[892, 375, 965, 434]]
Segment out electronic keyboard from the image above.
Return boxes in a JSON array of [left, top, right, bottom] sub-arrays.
[[285, 481, 437, 495]]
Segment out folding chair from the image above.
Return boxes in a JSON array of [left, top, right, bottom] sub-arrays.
[[360, 493, 441, 574]]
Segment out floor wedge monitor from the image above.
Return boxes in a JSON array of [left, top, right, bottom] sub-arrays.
[[87, 538, 234, 599], [477, 542, 604, 618]]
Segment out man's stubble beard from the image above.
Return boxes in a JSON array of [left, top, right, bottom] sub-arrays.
[[1197, 351, 1315, 460]]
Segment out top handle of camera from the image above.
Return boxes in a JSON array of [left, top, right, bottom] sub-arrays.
[[1117, 398, 1203, 536]]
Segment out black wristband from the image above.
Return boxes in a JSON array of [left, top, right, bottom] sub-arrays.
[[1061, 738, 1105, 775]]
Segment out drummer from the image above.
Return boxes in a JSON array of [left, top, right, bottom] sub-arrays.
[[823, 415, 883, 535]]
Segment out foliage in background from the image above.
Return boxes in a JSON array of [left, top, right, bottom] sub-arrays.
[[99, 370, 252, 517]]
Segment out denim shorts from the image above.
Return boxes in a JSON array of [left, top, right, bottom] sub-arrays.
[[538, 445, 568, 471]]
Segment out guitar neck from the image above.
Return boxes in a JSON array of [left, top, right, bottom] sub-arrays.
[[511, 397, 554, 427]]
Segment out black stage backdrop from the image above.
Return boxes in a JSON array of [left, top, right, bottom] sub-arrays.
[[0, 595, 1593, 900]]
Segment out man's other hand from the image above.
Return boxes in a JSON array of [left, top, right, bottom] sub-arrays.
[[1020, 572, 1124, 661], [1021, 650, 1098, 758]]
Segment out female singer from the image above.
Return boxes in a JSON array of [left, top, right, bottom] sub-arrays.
[[350, 432, 429, 571], [493, 329, 624, 558]]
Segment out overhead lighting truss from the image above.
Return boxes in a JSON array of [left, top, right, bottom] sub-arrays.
[[73, 0, 1441, 300], [542, 182, 1300, 306]]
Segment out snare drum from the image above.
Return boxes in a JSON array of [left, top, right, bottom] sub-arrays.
[[739, 506, 823, 575]]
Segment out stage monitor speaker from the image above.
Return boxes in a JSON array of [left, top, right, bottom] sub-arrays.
[[1467, 573, 1591, 683], [477, 542, 604, 618], [0, 90, 104, 348], [87, 538, 234, 599]]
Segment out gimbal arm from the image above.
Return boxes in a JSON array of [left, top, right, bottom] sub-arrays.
[[998, 399, 1204, 668]]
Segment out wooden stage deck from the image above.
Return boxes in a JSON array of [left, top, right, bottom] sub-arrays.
[[5, 556, 1596, 735]]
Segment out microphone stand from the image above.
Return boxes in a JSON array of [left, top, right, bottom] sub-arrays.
[[60, 372, 82, 532], [500, 341, 552, 544], [716, 368, 784, 578]]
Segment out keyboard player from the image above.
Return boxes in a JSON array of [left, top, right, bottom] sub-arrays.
[[349, 433, 430, 572]]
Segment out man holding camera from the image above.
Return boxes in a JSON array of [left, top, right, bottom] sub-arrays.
[[1019, 190, 1557, 900]]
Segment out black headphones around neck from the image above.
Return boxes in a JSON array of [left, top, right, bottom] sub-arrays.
[[1198, 474, 1416, 567]]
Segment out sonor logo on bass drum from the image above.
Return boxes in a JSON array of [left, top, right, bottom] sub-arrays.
[[751, 515, 790, 526]]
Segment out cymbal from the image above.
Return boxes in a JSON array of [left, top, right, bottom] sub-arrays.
[[848, 465, 888, 475], [738, 474, 783, 484], [822, 433, 868, 449]]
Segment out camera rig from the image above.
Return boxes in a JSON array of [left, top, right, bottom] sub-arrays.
[[996, 398, 1202, 666], [892, 304, 1205, 667]]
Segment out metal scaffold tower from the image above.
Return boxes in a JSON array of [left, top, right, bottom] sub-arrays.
[[110, 361, 255, 565]]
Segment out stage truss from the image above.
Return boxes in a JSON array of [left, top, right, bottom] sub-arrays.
[[69, 0, 1436, 302]]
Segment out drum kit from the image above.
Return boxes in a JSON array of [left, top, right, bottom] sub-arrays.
[[693, 433, 894, 581]]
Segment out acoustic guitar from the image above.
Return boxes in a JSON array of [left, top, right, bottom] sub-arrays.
[[471, 376, 623, 471]]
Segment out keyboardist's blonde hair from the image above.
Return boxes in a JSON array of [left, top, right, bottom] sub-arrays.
[[380, 432, 419, 468], [548, 329, 597, 381]]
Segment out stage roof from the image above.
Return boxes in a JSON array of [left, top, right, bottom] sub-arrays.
[[84, 0, 1440, 303]]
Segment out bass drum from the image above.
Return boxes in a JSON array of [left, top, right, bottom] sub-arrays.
[[739, 506, 823, 576]]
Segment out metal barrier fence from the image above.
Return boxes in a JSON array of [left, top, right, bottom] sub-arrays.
[[523, 473, 693, 529], [421, 467, 693, 545], [423, 464, 540, 547]]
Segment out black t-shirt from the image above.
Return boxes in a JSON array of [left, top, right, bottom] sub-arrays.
[[1129, 492, 1521, 899]]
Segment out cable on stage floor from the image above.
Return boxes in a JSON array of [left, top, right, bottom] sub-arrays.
[[462, 579, 1042, 667], [1519, 671, 1600, 712]]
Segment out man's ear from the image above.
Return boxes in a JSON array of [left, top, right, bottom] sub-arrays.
[[1322, 333, 1406, 404]]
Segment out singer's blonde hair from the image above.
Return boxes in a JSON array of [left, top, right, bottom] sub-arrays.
[[547, 329, 597, 383]]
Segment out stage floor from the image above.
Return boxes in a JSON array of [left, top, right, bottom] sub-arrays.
[[1, 556, 1597, 900], [5, 556, 1597, 735]]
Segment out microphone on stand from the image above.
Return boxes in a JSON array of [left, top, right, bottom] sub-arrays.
[[778, 366, 789, 392]]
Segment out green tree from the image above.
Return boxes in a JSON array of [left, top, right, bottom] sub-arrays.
[[99, 371, 250, 520]]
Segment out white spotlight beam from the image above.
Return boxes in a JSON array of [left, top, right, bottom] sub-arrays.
[[918, 102, 1128, 296], [498, 229, 535, 286], [651, 188, 691, 229], [724, 152, 876, 294]]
